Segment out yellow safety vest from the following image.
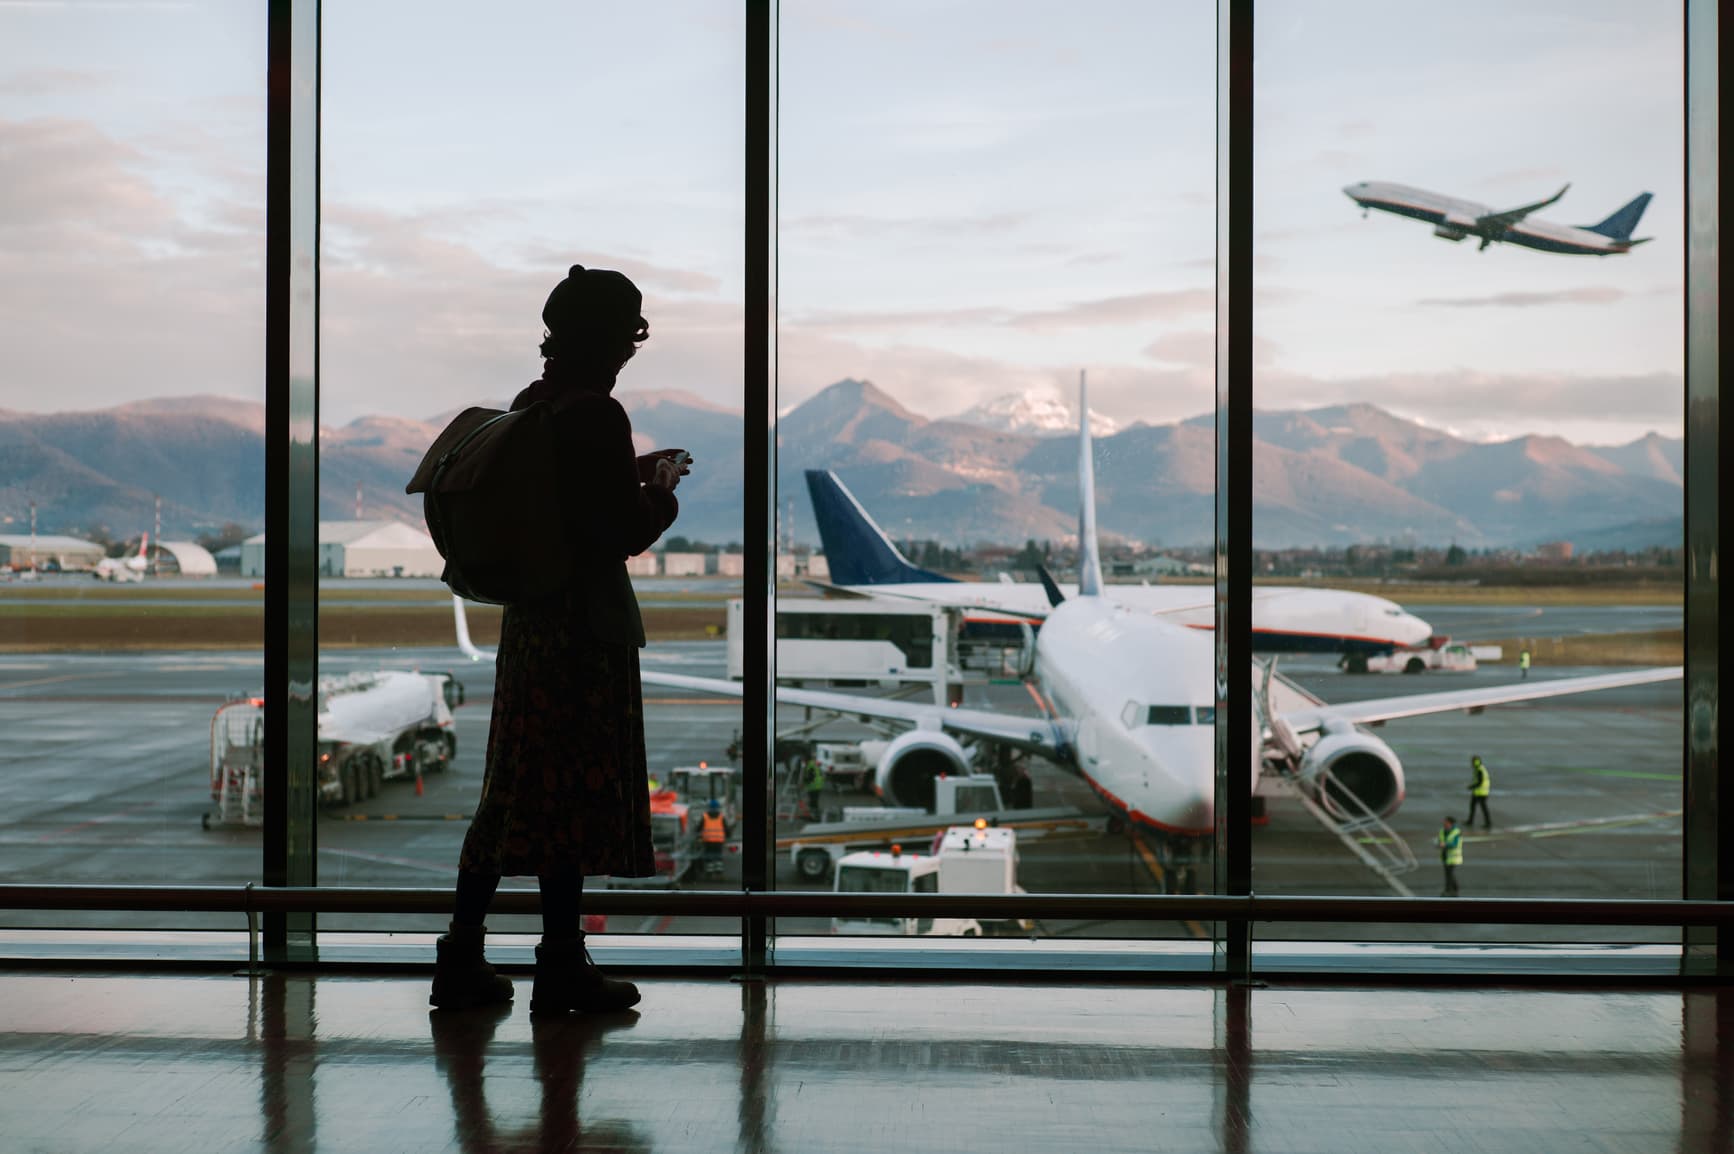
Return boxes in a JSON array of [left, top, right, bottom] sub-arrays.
[[1437, 827, 1463, 866], [1472, 762, 1491, 797]]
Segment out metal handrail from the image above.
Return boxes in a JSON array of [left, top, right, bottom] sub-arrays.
[[1, 884, 1730, 927]]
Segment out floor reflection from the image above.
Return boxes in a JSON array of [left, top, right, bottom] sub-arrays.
[[430, 1004, 649, 1153], [0, 973, 1728, 1153]]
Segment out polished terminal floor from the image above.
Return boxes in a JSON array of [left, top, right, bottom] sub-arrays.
[[1, 969, 1730, 1153]]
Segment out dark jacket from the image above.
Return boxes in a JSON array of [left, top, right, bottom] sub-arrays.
[[510, 378, 678, 646]]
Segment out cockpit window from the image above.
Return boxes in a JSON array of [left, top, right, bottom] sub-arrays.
[[1146, 706, 1192, 726], [1383, 608, 1403, 616], [1194, 706, 1216, 725]]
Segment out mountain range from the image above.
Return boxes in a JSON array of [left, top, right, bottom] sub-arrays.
[[0, 381, 1683, 550]]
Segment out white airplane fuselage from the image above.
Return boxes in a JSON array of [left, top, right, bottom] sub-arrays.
[[1344, 181, 1643, 255], [1032, 595, 1245, 836], [836, 580, 1433, 656]]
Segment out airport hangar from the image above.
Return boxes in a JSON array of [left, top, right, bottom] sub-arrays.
[[240, 519, 443, 579]]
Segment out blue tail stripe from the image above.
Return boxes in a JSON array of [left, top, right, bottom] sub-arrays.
[[804, 470, 954, 586], [1584, 192, 1652, 240]]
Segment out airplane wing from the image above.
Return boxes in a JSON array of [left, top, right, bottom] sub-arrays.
[[1476, 183, 1570, 231], [639, 668, 1072, 760], [1279, 665, 1679, 734]]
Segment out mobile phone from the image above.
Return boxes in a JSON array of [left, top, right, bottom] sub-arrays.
[[670, 450, 693, 468]]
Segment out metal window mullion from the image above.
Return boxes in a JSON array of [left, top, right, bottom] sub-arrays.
[[263, 0, 320, 957], [1681, 0, 1721, 969], [741, 0, 775, 974], [1214, 0, 1254, 978]]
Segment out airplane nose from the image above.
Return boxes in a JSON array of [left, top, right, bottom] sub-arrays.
[[1342, 184, 1360, 199], [1135, 728, 1216, 834]]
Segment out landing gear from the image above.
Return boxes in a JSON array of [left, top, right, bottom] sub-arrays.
[[1130, 828, 1210, 895]]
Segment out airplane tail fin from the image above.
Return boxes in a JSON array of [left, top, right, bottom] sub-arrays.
[[1583, 192, 1653, 241], [803, 469, 952, 586], [1075, 370, 1104, 598]]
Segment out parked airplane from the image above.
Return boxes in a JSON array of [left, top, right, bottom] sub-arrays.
[[1343, 181, 1652, 255], [452, 374, 1681, 890], [804, 469, 1434, 657], [93, 535, 150, 583]]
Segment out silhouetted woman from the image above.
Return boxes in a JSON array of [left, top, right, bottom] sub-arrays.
[[431, 264, 689, 1014]]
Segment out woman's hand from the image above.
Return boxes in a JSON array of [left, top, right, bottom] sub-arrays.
[[650, 456, 684, 490], [638, 447, 693, 484]]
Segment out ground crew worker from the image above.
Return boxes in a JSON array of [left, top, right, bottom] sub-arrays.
[[1437, 816, 1463, 897], [804, 757, 826, 820], [1466, 755, 1492, 830], [1519, 649, 1531, 679], [700, 799, 727, 876]]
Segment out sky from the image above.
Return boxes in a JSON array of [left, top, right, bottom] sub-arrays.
[[0, 0, 1686, 446]]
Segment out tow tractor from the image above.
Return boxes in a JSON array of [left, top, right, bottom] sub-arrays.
[[831, 821, 1027, 937], [608, 789, 697, 888], [1355, 640, 1502, 674], [204, 669, 464, 828], [787, 773, 1096, 883]]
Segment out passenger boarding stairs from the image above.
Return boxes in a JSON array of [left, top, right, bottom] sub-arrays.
[[1257, 660, 1418, 896]]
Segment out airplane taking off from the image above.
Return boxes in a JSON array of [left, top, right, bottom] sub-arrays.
[[804, 469, 1433, 657], [453, 372, 1681, 891], [1344, 181, 1652, 255]]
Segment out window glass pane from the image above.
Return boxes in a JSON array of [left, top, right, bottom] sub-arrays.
[[1252, 0, 1684, 953], [318, 1, 744, 948], [777, 0, 1217, 955], [0, 1, 266, 939]]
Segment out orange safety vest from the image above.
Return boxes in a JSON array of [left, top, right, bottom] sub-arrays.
[[701, 812, 727, 844]]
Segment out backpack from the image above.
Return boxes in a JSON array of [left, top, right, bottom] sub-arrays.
[[405, 402, 574, 605]]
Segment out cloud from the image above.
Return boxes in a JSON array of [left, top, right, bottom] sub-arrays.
[[0, 115, 742, 426], [782, 211, 1030, 239], [1256, 366, 1684, 440], [0, 69, 115, 97], [1417, 287, 1626, 309], [788, 286, 1214, 335], [0, 116, 263, 411]]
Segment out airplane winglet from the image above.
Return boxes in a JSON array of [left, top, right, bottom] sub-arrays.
[[1036, 564, 1066, 608], [452, 594, 493, 662], [1076, 370, 1104, 598]]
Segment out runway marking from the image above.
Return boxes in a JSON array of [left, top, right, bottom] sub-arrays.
[[644, 697, 738, 706], [1357, 810, 1683, 848], [319, 847, 452, 877], [32, 800, 159, 842], [1558, 767, 1682, 781], [0, 672, 121, 692]]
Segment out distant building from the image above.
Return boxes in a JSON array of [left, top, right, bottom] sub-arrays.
[[716, 552, 744, 577], [0, 534, 106, 571], [240, 520, 443, 578], [212, 545, 244, 574], [1534, 541, 1575, 561], [662, 552, 707, 577], [625, 553, 658, 577], [806, 553, 829, 580], [1110, 554, 1205, 579], [776, 553, 796, 580], [152, 541, 218, 578]]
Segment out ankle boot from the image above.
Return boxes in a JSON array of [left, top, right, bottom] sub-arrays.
[[430, 922, 515, 1010], [531, 936, 641, 1015]]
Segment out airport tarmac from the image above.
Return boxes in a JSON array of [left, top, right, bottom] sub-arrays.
[[0, 622, 1683, 946]]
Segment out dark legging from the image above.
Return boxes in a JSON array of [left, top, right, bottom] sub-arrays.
[[453, 869, 584, 939], [1467, 795, 1492, 828]]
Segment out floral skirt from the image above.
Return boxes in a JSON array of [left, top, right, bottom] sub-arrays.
[[459, 597, 655, 878]]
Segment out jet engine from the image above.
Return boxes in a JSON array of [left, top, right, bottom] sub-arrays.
[[873, 730, 973, 810], [1433, 224, 1467, 242], [1295, 725, 1405, 819]]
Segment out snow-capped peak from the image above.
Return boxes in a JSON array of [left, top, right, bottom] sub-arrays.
[[951, 389, 1121, 436]]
